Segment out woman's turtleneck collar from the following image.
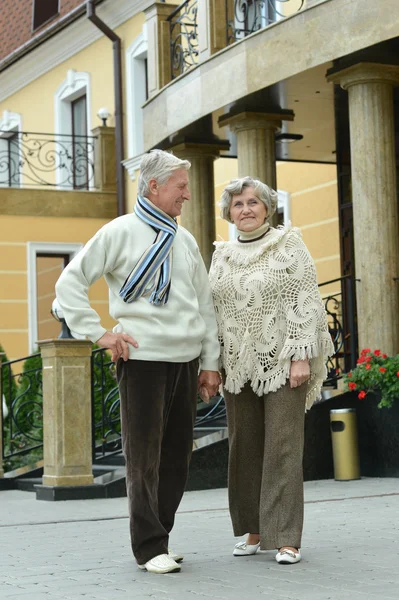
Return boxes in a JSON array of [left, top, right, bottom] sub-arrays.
[[237, 221, 270, 243]]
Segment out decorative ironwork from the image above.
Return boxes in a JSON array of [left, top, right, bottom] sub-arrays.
[[0, 131, 96, 189], [318, 275, 357, 388], [1, 354, 43, 465], [167, 0, 199, 79], [227, 0, 305, 44], [91, 348, 121, 461]]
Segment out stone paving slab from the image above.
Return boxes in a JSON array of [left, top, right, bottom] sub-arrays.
[[0, 478, 398, 599]]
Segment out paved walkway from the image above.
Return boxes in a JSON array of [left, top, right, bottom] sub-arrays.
[[1, 478, 398, 599]]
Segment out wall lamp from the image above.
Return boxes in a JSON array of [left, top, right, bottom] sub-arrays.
[[97, 107, 111, 127], [275, 133, 303, 143]]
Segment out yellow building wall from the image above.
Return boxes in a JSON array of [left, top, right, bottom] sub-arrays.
[[0, 215, 116, 360]]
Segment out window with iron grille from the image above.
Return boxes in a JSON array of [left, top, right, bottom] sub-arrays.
[[33, 0, 59, 31]]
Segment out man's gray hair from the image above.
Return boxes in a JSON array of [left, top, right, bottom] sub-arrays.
[[219, 176, 278, 223], [138, 149, 191, 196]]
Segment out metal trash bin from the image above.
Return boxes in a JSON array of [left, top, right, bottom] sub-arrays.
[[330, 408, 360, 481]]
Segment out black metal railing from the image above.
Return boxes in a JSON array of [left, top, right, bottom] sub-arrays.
[[167, 0, 199, 80], [1, 353, 43, 469], [227, 0, 305, 44], [91, 348, 121, 461], [318, 275, 357, 387], [0, 131, 96, 189]]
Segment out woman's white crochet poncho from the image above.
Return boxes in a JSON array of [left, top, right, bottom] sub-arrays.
[[209, 225, 334, 409]]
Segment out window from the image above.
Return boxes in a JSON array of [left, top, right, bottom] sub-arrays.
[[27, 242, 83, 352], [33, 0, 59, 31], [54, 71, 93, 190], [71, 95, 88, 189], [36, 254, 69, 341]]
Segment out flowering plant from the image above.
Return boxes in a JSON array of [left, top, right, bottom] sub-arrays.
[[343, 349, 399, 408]]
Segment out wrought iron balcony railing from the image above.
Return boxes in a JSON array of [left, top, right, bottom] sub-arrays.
[[167, 0, 199, 80], [227, 0, 305, 45], [1, 353, 43, 471], [318, 275, 358, 388], [0, 131, 96, 190]]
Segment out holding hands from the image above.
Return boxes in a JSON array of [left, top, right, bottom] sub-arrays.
[[97, 332, 138, 362], [198, 370, 221, 404]]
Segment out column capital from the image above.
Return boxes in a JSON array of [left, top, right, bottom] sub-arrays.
[[170, 141, 229, 160], [39, 338, 93, 359], [218, 111, 294, 133], [327, 62, 399, 90]]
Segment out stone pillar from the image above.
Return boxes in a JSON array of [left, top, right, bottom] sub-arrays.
[[92, 126, 116, 192], [145, 2, 176, 97], [198, 0, 233, 60], [328, 63, 399, 355], [0, 353, 4, 478], [39, 339, 94, 488], [171, 142, 226, 269], [218, 111, 293, 226]]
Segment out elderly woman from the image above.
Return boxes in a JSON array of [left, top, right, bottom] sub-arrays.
[[209, 177, 334, 564]]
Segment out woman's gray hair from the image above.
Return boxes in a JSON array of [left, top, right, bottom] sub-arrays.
[[219, 176, 278, 223], [138, 149, 191, 196]]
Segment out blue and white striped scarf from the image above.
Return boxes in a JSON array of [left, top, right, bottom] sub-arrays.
[[119, 196, 177, 305]]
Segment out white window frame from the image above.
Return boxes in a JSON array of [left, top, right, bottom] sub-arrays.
[[54, 70, 93, 189], [277, 189, 291, 223], [0, 111, 22, 187], [123, 29, 148, 180], [27, 242, 83, 353]]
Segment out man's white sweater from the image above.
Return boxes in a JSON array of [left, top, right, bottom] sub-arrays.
[[55, 213, 220, 371]]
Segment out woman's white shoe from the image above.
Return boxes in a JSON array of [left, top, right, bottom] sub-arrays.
[[275, 549, 301, 564], [233, 541, 260, 556]]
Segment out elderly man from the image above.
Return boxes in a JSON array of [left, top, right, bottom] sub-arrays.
[[55, 150, 220, 574]]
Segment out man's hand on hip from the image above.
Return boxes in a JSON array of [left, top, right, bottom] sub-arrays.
[[96, 332, 138, 362], [198, 370, 221, 403]]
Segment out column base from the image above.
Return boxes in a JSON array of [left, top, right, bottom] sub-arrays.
[[35, 483, 103, 502], [42, 474, 94, 487]]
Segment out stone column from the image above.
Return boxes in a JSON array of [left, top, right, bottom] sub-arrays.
[[328, 63, 399, 355], [0, 353, 4, 478], [92, 126, 116, 192], [171, 142, 226, 269], [39, 339, 94, 488], [218, 111, 293, 226]]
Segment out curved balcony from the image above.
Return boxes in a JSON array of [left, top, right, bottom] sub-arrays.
[[143, 0, 399, 152]]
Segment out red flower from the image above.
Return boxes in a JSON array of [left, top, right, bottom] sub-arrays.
[[335, 368, 340, 375], [365, 364, 371, 370], [382, 354, 388, 359], [358, 390, 366, 400], [379, 367, 387, 373], [366, 356, 372, 363], [361, 348, 371, 355], [357, 356, 366, 364], [348, 382, 357, 390], [347, 372, 352, 378], [374, 350, 381, 356], [397, 371, 399, 378]]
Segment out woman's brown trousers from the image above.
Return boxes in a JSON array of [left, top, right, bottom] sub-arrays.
[[117, 358, 198, 565], [224, 381, 307, 550]]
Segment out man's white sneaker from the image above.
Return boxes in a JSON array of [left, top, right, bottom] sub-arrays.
[[138, 553, 181, 573], [233, 541, 260, 556], [275, 549, 301, 564], [168, 549, 184, 563]]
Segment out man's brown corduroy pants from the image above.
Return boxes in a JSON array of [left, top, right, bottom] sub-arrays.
[[224, 380, 307, 550], [117, 358, 199, 565]]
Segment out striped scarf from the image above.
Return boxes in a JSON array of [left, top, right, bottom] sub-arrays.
[[119, 196, 177, 305]]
